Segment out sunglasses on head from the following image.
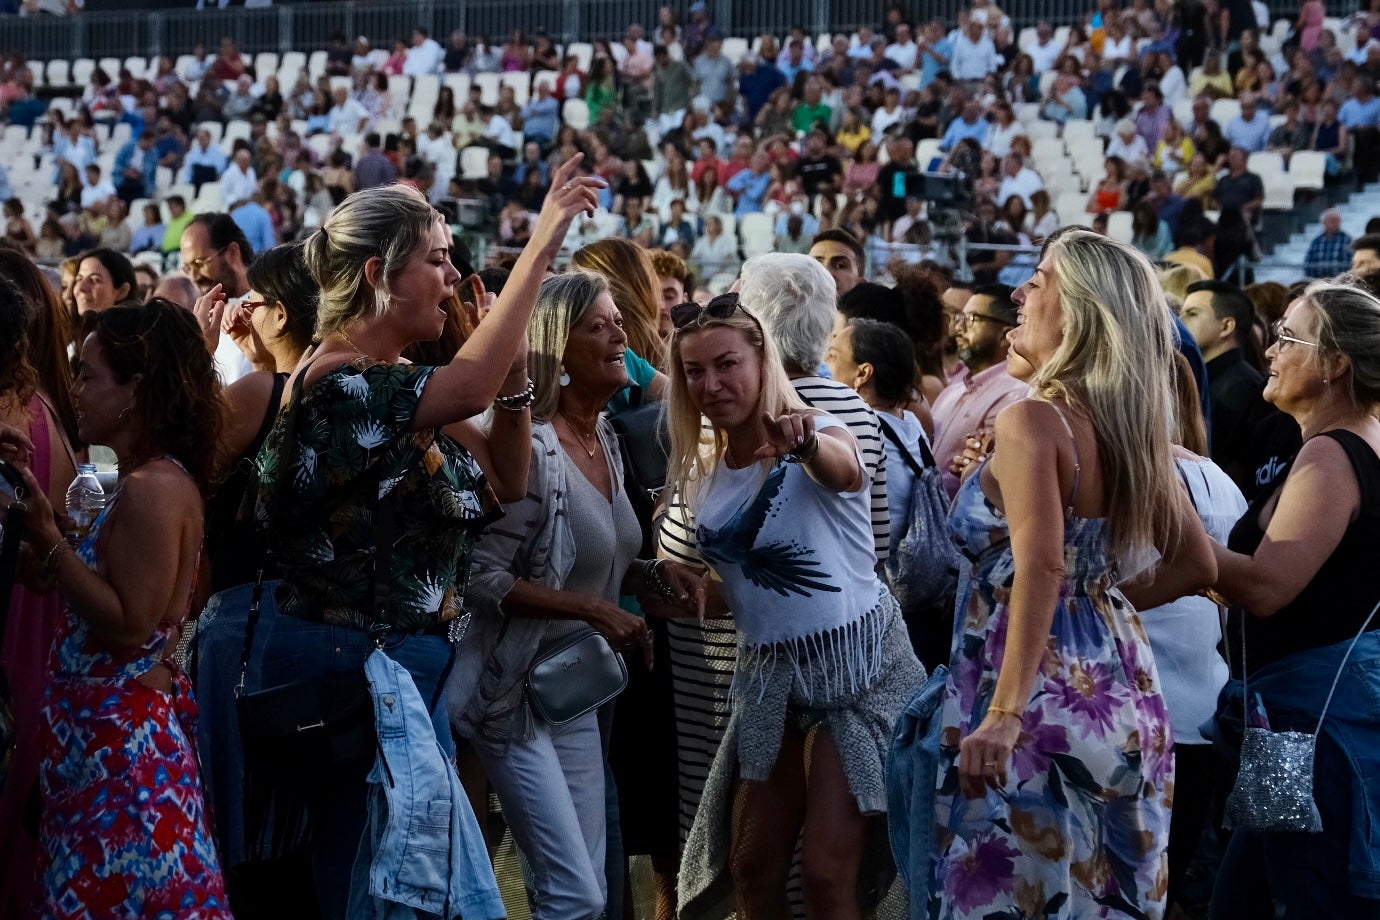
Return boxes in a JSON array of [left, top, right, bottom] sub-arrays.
[[671, 292, 744, 330]]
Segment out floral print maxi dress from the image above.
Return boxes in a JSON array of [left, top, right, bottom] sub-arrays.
[[929, 460, 1173, 920], [38, 481, 232, 919]]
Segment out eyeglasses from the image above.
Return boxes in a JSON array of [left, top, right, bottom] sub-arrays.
[[241, 300, 271, 312], [671, 292, 745, 330], [1270, 320, 1319, 351], [953, 311, 1017, 330], [183, 245, 228, 274]]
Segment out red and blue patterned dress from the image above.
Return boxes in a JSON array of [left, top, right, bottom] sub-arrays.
[[38, 473, 232, 919]]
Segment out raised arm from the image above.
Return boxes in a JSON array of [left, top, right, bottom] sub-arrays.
[[413, 156, 605, 430]]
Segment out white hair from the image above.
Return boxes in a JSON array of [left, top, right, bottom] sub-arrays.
[[737, 253, 838, 372]]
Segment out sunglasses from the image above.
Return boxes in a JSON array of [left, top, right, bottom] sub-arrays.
[[670, 292, 746, 330]]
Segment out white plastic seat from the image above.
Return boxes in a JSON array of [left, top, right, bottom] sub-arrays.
[[1062, 119, 1097, 151], [1025, 120, 1058, 141], [197, 121, 223, 144], [721, 37, 749, 64], [500, 71, 531, 106], [122, 56, 147, 79], [1248, 151, 1285, 177], [307, 50, 328, 79], [1056, 191, 1090, 220], [1290, 151, 1327, 191], [460, 145, 490, 179], [71, 58, 95, 86], [98, 57, 121, 79], [254, 53, 279, 81], [1106, 210, 1134, 244], [565, 42, 594, 71], [472, 73, 501, 106], [562, 98, 590, 130], [1263, 173, 1295, 210], [45, 59, 69, 89], [739, 211, 774, 258]]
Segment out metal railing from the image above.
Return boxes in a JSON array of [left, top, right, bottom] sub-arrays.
[[0, 0, 1304, 65]]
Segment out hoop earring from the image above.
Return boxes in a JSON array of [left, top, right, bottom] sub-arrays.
[[118, 406, 132, 422], [559, 366, 571, 387]]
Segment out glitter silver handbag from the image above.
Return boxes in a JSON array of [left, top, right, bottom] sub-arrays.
[[1225, 600, 1380, 834]]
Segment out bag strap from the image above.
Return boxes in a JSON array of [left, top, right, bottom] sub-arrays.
[[877, 413, 937, 476], [1239, 597, 1380, 736], [0, 485, 26, 632]]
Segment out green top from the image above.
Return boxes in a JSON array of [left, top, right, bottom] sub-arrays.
[[586, 81, 619, 124], [791, 102, 833, 133], [255, 361, 497, 632], [162, 211, 195, 254]]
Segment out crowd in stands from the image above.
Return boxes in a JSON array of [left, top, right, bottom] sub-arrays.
[[5, 3, 1380, 920], [0, 0, 1376, 288]]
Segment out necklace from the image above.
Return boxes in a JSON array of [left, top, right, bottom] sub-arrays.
[[558, 412, 598, 458], [338, 329, 372, 360]]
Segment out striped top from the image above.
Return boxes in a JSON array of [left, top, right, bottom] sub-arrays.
[[790, 376, 890, 564]]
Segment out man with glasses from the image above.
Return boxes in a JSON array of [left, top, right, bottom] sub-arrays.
[[180, 212, 256, 384], [1181, 280, 1300, 498], [929, 283, 1027, 497]]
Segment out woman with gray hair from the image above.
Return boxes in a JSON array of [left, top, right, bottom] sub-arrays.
[[446, 269, 701, 920], [1210, 281, 1380, 917], [249, 157, 604, 916]]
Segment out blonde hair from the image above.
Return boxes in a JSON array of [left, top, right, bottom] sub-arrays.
[[1037, 230, 1182, 569], [665, 303, 813, 510], [569, 238, 666, 368], [1158, 262, 1208, 303], [304, 183, 444, 339], [528, 269, 610, 422]]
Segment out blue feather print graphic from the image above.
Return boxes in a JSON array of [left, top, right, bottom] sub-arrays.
[[699, 463, 840, 597]]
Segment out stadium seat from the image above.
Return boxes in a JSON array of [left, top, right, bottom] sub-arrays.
[[329, 75, 352, 95], [500, 71, 531, 106], [1062, 119, 1096, 151], [254, 52, 278, 81], [46, 59, 69, 87], [1106, 210, 1133, 244], [739, 212, 774, 258], [473, 73, 501, 105], [460, 146, 490, 179], [279, 51, 306, 79], [1025, 120, 1058, 141], [308, 50, 327, 79], [175, 54, 196, 80], [533, 70, 559, 94], [193, 184, 223, 213], [197, 121, 223, 144], [915, 138, 942, 166], [1263, 173, 1295, 210], [444, 73, 471, 100], [72, 58, 95, 85], [224, 120, 251, 144], [1248, 151, 1285, 177], [98, 57, 121, 79], [562, 98, 590, 130], [25, 60, 43, 88], [1056, 192, 1089, 221], [1031, 138, 1066, 164], [721, 37, 749, 64], [122, 56, 146, 79], [1290, 151, 1327, 192], [1210, 99, 1240, 127], [565, 42, 594, 70]]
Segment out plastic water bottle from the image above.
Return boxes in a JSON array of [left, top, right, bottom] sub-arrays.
[[65, 463, 106, 541]]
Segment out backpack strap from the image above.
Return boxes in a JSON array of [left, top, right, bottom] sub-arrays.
[[877, 413, 937, 476]]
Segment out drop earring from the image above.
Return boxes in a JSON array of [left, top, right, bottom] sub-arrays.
[[559, 366, 571, 387], [118, 406, 133, 422]]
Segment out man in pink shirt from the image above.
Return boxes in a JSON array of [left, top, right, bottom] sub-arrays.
[[930, 282, 1028, 496]]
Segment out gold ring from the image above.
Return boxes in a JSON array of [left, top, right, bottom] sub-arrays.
[[984, 760, 998, 766]]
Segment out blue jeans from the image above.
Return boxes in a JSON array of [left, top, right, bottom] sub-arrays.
[[257, 614, 455, 920], [1211, 714, 1380, 919], [194, 580, 283, 869], [476, 710, 607, 920]]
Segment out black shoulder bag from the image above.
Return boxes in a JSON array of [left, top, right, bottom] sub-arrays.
[[235, 361, 395, 857]]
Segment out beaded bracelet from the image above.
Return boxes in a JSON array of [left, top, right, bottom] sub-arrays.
[[493, 380, 535, 412], [645, 559, 677, 602]]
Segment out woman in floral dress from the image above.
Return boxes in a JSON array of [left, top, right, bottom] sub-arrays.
[[7, 300, 231, 918], [930, 230, 1217, 919]]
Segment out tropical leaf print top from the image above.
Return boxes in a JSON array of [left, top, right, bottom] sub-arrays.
[[255, 360, 498, 632]]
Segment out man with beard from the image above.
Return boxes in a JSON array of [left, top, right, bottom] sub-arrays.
[[180, 212, 256, 384], [929, 282, 1027, 496]]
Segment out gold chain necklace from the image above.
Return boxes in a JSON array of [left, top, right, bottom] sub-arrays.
[[338, 329, 373, 361], [558, 412, 598, 458]]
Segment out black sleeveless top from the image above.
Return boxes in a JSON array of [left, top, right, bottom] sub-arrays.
[[204, 373, 287, 595], [1226, 429, 1380, 674]]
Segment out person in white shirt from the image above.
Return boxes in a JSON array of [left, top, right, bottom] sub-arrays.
[[326, 87, 371, 134], [884, 22, 920, 72], [949, 20, 1002, 81], [217, 148, 259, 209], [690, 214, 741, 279], [403, 27, 445, 75], [79, 164, 116, 210], [1026, 22, 1066, 74], [1157, 53, 1188, 105], [984, 102, 1024, 157], [871, 86, 906, 135], [996, 153, 1044, 206], [1106, 118, 1151, 170]]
